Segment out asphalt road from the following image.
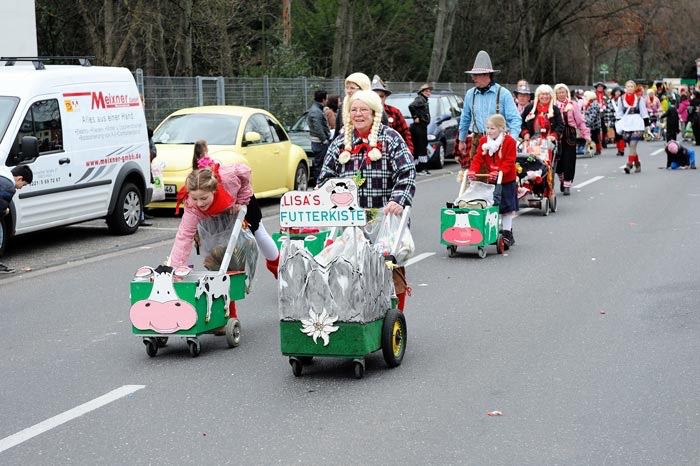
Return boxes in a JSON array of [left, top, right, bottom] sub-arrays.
[[1, 142, 699, 465]]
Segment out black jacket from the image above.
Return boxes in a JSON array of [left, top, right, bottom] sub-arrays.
[[408, 94, 430, 125], [0, 173, 16, 214]]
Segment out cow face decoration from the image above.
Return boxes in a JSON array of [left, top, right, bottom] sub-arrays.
[[130, 266, 197, 334]]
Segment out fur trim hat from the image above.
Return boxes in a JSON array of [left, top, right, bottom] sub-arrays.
[[593, 82, 607, 90], [553, 83, 571, 100], [465, 50, 500, 74], [338, 90, 384, 164]]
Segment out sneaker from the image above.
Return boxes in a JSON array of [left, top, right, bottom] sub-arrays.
[[0, 263, 16, 274]]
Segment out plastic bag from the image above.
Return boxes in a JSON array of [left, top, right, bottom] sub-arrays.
[[151, 160, 165, 202], [372, 212, 414, 266], [315, 226, 368, 269], [454, 181, 495, 207], [197, 213, 258, 292]]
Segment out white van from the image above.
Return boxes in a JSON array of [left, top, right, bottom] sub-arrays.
[[0, 58, 152, 255]]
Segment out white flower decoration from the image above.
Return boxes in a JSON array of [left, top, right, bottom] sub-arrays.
[[338, 150, 351, 164], [300, 309, 339, 346]]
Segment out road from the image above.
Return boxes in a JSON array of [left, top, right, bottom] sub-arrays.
[[1, 142, 699, 465]]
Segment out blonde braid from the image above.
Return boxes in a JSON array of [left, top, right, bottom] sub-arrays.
[[338, 95, 353, 164], [367, 112, 383, 161]]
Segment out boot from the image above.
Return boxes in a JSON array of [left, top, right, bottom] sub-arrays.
[[634, 161, 641, 173], [623, 163, 632, 174], [624, 156, 634, 174], [502, 229, 515, 247], [266, 254, 279, 279], [616, 139, 626, 156], [563, 180, 572, 196], [396, 291, 407, 312]]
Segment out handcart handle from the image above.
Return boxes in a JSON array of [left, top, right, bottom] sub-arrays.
[[218, 205, 248, 274]]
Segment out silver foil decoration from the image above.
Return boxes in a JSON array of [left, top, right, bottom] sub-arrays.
[[279, 228, 394, 323]]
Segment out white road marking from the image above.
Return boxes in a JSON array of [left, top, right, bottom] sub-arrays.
[[650, 147, 665, 156], [404, 252, 436, 267], [136, 226, 178, 231], [573, 176, 605, 189], [619, 164, 627, 169], [0, 385, 145, 454]]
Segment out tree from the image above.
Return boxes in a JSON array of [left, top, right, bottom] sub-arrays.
[[331, 0, 354, 78], [427, 0, 459, 82]]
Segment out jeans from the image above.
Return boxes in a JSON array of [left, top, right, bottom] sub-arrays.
[[311, 142, 328, 182]]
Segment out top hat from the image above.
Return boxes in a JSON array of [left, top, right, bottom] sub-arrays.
[[371, 75, 392, 95], [465, 50, 500, 74]]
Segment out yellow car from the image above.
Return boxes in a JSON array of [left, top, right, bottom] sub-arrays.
[[149, 105, 309, 208]]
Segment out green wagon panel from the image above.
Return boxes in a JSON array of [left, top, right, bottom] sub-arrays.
[[440, 206, 499, 247], [280, 319, 383, 358], [130, 273, 246, 336]]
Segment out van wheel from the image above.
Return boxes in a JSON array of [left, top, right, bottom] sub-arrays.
[[108, 182, 142, 235]]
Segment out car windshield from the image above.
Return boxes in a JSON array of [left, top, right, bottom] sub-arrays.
[[153, 113, 241, 145], [290, 113, 308, 132], [0, 96, 19, 147], [386, 96, 439, 120]]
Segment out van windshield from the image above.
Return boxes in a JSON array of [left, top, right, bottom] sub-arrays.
[[153, 113, 241, 145], [0, 96, 19, 147]]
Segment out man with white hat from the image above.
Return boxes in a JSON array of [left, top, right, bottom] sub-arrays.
[[457, 50, 521, 168]]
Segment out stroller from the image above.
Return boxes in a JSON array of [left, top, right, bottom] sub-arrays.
[[516, 135, 558, 216]]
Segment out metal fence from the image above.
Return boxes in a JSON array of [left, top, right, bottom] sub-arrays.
[[134, 69, 482, 129], [134, 70, 589, 129]]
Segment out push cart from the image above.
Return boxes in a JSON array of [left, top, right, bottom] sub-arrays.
[[129, 207, 248, 357], [516, 137, 558, 216], [441, 172, 506, 258], [277, 178, 410, 379]]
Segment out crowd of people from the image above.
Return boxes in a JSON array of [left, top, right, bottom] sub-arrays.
[[161, 49, 699, 320]]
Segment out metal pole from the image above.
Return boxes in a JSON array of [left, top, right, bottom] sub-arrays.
[[263, 75, 270, 110], [196, 76, 203, 106], [217, 76, 225, 105], [302, 76, 308, 110]]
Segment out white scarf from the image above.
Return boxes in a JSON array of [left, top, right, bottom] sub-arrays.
[[482, 132, 504, 156]]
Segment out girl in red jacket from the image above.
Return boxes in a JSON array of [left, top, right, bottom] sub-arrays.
[[467, 114, 518, 247]]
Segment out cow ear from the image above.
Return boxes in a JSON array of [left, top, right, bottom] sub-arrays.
[[134, 266, 154, 278], [173, 266, 191, 277]]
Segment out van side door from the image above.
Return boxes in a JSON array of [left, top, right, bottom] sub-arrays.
[[8, 97, 75, 231]]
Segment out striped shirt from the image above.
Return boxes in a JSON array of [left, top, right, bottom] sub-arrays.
[[319, 124, 416, 208]]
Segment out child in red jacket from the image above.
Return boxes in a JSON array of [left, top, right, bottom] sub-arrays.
[[467, 114, 518, 247]]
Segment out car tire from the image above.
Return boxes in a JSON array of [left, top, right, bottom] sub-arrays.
[[294, 163, 309, 191], [431, 143, 446, 169], [107, 182, 142, 235]]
